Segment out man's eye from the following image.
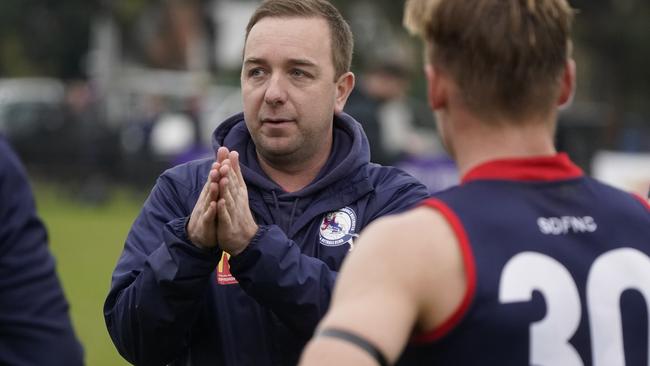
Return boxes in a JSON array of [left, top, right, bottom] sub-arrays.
[[291, 69, 309, 78], [248, 68, 265, 77]]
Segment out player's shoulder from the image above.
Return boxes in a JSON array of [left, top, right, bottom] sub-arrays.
[[354, 204, 466, 319], [584, 176, 650, 212], [363, 204, 458, 255]]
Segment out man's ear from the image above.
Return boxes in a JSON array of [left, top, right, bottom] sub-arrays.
[[425, 64, 448, 110], [558, 58, 576, 108], [334, 72, 355, 114]]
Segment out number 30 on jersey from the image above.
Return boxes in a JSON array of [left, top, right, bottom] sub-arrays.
[[499, 248, 650, 366]]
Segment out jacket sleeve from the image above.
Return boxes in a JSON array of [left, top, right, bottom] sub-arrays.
[[229, 170, 429, 340], [103, 174, 221, 366], [366, 168, 431, 221], [229, 225, 337, 339], [0, 139, 84, 366]]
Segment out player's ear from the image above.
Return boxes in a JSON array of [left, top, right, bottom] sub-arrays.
[[334, 72, 355, 114], [558, 58, 576, 108], [425, 64, 448, 110]]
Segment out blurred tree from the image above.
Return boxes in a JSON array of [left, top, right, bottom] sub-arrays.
[[0, 0, 99, 78], [0, 0, 647, 141]]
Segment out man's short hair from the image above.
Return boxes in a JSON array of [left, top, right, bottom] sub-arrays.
[[245, 0, 354, 80], [404, 0, 575, 120]]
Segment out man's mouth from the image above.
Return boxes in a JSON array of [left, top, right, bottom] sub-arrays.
[[261, 118, 295, 124]]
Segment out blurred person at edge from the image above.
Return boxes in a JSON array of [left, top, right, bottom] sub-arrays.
[[0, 135, 84, 365], [346, 61, 439, 166], [103, 0, 429, 365], [300, 0, 650, 365]]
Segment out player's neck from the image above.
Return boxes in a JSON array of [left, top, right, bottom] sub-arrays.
[[452, 113, 557, 177]]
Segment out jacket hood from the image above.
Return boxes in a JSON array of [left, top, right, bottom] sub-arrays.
[[211, 112, 371, 198]]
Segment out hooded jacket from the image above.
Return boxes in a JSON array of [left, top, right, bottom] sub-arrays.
[[104, 112, 429, 365], [0, 136, 84, 366]]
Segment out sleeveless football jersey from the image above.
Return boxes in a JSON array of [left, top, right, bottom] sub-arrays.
[[397, 154, 650, 366]]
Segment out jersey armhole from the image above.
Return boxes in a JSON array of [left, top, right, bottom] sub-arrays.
[[410, 198, 477, 344], [632, 193, 650, 211]]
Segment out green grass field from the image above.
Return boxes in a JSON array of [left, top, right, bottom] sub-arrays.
[[34, 183, 146, 366]]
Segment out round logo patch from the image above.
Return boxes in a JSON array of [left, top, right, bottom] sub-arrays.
[[319, 207, 357, 247]]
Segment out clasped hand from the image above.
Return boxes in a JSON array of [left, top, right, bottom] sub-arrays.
[[187, 147, 258, 256]]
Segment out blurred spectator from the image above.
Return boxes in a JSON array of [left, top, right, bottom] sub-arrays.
[[346, 61, 458, 193], [118, 94, 163, 188], [346, 61, 441, 165], [63, 79, 116, 204], [119, 93, 209, 188], [0, 135, 84, 365]]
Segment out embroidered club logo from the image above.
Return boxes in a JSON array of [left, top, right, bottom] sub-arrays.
[[216, 252, 238, 285], [319, 207, 357, 249]]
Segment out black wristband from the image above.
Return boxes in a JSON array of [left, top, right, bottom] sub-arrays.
[[318, 328, 389, 366]]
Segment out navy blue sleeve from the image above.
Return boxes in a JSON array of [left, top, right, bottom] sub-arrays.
[[103, 173, 221, 365], [0, 137, 84, 366], [229, 225, 337, 339], [366, 167, 431, 221], [229, 169, 429, 340]]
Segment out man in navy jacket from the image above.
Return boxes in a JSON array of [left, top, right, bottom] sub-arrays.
[[0, 135, 84, 365], [103, 0, 429, 365]]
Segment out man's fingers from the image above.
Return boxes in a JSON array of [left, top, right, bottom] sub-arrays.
[[202, 201, 217, 223], [209, 163, 221, 182], [217, 146, 229, 164], [207, 181, 220, 204], [219, 158, 243, 195], [202, 162, 220, 211], [218, 162, 231, 178], [219, 176, 232, 201], [198, 176, 212, 213], [230, 151, 245, 186], [219, 162, 244, 203], [221, 175, 241, 214], [227, 164, 242, 198], [217, 198, 233, 227], [199, 163, 216, 200]]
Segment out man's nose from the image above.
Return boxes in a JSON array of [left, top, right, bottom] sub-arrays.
[[264, 74, 288, 107]]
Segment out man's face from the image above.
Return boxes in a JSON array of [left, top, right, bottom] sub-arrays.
[[241, 16, 350, 165]]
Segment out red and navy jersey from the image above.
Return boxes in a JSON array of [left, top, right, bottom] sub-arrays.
[[398, 154, 650, 366]]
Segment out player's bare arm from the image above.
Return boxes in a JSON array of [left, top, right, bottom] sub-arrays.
[[299, 206, 467, 365], [216, 149, 259, 256]]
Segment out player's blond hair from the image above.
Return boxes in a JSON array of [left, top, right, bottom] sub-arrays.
[[404, 0, 575, 121]]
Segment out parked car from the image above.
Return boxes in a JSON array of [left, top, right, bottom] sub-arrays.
[[0, 78, 119, 186]]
